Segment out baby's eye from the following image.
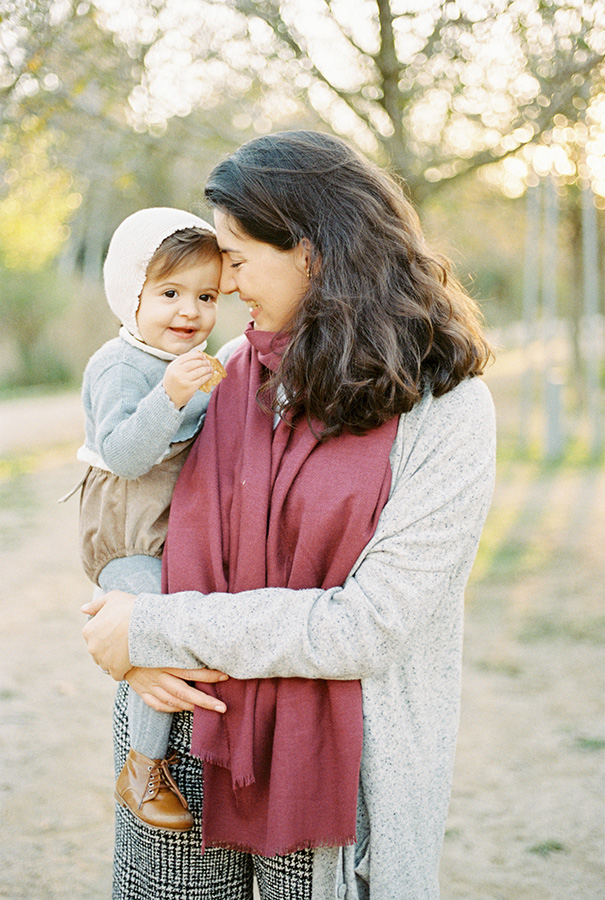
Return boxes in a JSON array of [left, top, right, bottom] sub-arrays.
[[163, 289, 178, 299], [199, 294, 216, 303]]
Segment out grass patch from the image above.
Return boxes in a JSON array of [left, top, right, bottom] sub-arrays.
[[528, 840, 566, 857], [474, 659, 522, 677], [496, 436, 605, 468], [573, 736, 605, 752], [517, 617, 568, 643], [0, 444, 78, 483], [0, 689, 18, 701], [518, 616, 605, 644], [0, 465, 37, 548], [0, 382, 79, 402], [0, 455, 37, 483], [0, 471, 35, 510]]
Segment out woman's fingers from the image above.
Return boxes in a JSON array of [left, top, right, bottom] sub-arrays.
[[125, 678, 190, 713], [125, 668, 227, 714], [163, 676, 227, 713], [159, 671, 227, 713], [80, 592, 109, 617], [166, 667, 229, 683]]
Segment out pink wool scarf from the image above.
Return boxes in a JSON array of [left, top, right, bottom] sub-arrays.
[[162, 325, 398, 857]]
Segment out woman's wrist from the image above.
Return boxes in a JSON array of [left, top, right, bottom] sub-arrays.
[[81, 590, 137, 680]]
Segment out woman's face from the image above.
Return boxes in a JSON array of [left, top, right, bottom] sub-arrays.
[[214, 209, 309, 332]]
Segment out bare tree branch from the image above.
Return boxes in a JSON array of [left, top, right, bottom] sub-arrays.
[[230, 0, 378, 132], [374, 0, 403, 144], [409, 51, 605, 203], [322, 0, 374, 61]]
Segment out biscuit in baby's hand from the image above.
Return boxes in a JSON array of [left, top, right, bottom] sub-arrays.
[[199, 353, 227, 392]]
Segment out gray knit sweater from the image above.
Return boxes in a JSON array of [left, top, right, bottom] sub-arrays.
[[80, 336, 210, 477], [129, 370, 496, 900]]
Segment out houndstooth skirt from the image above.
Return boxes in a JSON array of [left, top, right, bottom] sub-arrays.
[[112, 681, 313, 900]]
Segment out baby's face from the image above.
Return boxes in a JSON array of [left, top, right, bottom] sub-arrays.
[[136, 256, 221, 355]]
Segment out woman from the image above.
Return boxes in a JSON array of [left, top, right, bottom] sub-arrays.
[[83, 130, 496, 900]]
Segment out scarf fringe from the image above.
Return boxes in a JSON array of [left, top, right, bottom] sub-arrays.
[[191, 749, 256, 789], [201, 833, 357, 858]]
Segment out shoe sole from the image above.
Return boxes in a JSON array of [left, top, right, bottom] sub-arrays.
[[113, 790, 194, 832]]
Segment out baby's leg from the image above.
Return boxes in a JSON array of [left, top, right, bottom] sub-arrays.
[[98, 556, 171, 759], [126, 691, 173, 760], [98, 555, 192, 831], [98, 554, 162, 595]]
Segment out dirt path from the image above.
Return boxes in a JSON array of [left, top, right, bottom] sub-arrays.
[[0, 452, 115, 900], [442, 458, 605, 899], [1, 421, 604, 898], [0, 390, 83, 457]]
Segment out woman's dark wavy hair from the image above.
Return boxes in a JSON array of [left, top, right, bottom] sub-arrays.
[[205, 130, 493, 439]]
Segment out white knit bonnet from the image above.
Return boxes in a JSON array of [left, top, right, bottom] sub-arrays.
[[103, 207, 216, 340]]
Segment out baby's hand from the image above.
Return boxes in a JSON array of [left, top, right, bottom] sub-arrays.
[[163, 349, 214, 409]]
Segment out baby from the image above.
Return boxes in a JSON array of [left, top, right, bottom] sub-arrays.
[[78, 207, 223, 831]]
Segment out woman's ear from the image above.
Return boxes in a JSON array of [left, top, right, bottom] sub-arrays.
[[299, 238, 314, 278]]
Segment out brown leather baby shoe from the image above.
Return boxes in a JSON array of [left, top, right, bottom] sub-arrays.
[[115, 748, 194, 831]]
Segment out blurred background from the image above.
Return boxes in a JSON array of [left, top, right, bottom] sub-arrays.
[[0, 0, 604, 463], [1, 2, 604, 899]]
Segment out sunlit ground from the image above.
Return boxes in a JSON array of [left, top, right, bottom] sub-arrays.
[[0, 339, 603, 898]]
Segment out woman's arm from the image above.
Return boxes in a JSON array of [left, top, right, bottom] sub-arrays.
[[127, 378, 496, 681]]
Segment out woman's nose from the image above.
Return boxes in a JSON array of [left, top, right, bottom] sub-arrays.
[[219, 263, 237, 295]]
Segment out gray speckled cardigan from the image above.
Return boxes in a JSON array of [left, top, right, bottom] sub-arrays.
[[129, 363, 496, 900]]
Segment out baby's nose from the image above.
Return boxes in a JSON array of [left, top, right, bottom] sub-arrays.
[[178, 295, 199, 317]]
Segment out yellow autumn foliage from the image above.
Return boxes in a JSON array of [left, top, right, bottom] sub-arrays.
[[0, 133, 82, 271]]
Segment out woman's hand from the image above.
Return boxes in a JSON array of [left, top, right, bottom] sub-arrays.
[[81, 590, 137, 680], [125, 667, 228, 713]]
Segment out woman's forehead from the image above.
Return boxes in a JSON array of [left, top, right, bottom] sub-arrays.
[[213, 209, 247, 251]]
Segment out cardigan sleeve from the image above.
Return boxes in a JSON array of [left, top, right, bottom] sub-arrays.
[[129, 378, 496, 679]]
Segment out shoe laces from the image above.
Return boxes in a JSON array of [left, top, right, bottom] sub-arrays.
[[143, 753, 188, 809]]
